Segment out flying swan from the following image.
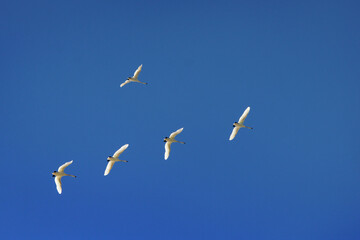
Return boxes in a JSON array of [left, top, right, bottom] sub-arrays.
[[164, 128, 185, 160], [229, 107, 253, 141], [120, 64, 147, 87], [104, 144, 129, 176], [52, 160, 76, 194]]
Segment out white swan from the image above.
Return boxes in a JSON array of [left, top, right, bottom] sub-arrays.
[[164, 128, 185, 160], [229, 107, 253, 141], [52, 160, 76, 194], [104, 144, 129, 176], [120, 64, 147, 87]]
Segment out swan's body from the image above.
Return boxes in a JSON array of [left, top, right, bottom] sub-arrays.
[[229, 107, 253, 141], [104, 144, 129, 176], [164, 128, 185, 160], [120, 64, 147, 87], [52, 160, 76, 194]]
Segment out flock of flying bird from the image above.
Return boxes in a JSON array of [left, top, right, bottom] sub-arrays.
[[52, 64, 253, 194]]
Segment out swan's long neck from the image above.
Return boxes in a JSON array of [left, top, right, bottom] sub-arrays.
[[66, 174, 76, 178], [114, 159, 127, 162], [117, 159, 128, 162]]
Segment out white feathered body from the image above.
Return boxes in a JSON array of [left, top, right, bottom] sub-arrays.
[[164, 138, 183, 144], [107, 156, 127, 162], [233, 122, 246, 128], [52, 172, 72, 177]]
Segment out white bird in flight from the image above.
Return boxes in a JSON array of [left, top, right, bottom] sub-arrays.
[[229, 107, 253, 141], [120, 64, 147, 87], [164, 128, 185, 160], [104, 144, 129, 176], [52, 160, 76, 194]]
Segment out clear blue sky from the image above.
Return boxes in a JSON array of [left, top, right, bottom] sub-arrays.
[[1, 0, 359, 239]]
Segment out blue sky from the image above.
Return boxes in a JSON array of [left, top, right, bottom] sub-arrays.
[[1, 0, 360, 239]]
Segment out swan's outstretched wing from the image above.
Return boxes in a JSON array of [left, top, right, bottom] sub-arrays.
[[55, 176, 62, 194], [164, 142, 172, 160], [132, 64, 142, 79], [113, 144, 129, 158], [238, 107, 250, 124], [229, 127, 240, 141], [120, 80, 131, 87], [58, 160, 73, 172], [169, 128, 184, 139], [104, 161, 115, 176]]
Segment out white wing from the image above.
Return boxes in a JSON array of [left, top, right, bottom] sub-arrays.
[[164, 142, 172, 160], [169, 128, 184, 139], [229, 127, 240, 141], [113, 144, 129, 158], [55, 176, 62, 194], [238, 107, 250, 124], [120, 80, 131, 87], [104, 161, 115, 176], [132, 64, 142, 79], [58, 160, 73, 172]]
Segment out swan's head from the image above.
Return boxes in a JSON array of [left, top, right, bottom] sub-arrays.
[[107, 156, 112, 160], [164, 137, 168, 142]]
